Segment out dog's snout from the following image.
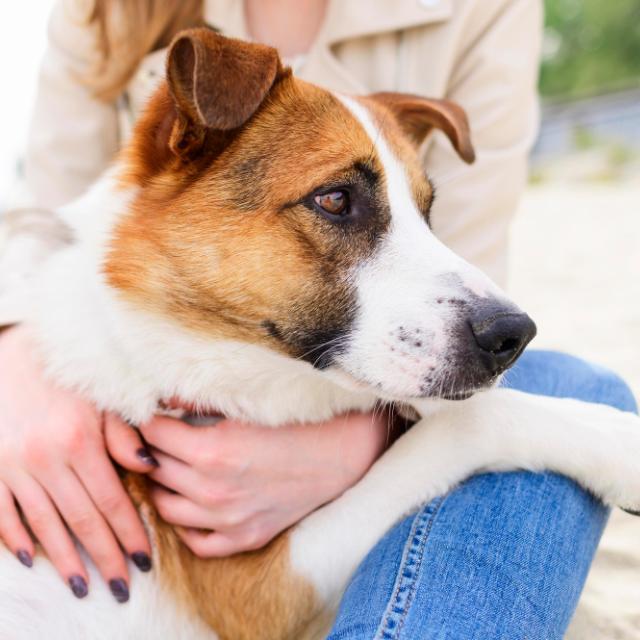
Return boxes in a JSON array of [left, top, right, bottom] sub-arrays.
[[470, 310, 537, 375]]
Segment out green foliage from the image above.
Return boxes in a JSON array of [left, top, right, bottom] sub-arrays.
[[572, 126, 597, 151], [540, 0, 640, 98]]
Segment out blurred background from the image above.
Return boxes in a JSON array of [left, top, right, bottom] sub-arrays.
[[535, 0, 640, 181], [0, 1, 638, 638], [0, 1, 53, 203], [511, 0, 640, 400]]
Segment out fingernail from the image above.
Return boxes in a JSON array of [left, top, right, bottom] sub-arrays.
[[131, 551, 152, 572], [16, 550, 32, 568], [68, 575, 88, 599], [109, 578, 129, 603], [136, 447, 159, 467]]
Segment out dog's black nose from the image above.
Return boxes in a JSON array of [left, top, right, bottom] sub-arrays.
[[470, 310, 537, 375]]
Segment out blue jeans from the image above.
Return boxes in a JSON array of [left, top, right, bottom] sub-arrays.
[[328, 350, 638, 640]]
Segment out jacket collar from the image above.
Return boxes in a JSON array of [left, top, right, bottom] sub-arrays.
[[204, 0, 452, 45], [319, 0, 452, 45]]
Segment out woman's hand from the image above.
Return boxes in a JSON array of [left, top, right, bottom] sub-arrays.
[[0, 325, 156, 602], [140, 409, 393, 557]]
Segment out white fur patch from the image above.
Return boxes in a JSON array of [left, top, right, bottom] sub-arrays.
[[0, 544, 215, 639]]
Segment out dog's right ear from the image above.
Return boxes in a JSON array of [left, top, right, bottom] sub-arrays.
[[369, 92, 476, 164], [166, 28, 283, 158]]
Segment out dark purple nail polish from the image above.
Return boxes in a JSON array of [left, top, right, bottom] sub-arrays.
[[68, 575, 88, 599], [131, 551, 152, 572], [136, 447, 159, 467], [109, 578, 129, 603], [16, 550, 33, 568]]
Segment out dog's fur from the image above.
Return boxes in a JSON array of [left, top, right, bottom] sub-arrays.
[[1, 30, 639, 640]]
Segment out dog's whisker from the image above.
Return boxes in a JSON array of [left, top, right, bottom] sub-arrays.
[[295, 334, 347, 362], [291, 335, 350, 369]]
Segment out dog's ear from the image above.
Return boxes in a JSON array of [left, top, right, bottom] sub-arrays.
[[166, 28, 283, 157], [369, 92, 475, 164]]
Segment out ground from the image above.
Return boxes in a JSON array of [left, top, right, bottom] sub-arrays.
[[509, 182, 640, 639]]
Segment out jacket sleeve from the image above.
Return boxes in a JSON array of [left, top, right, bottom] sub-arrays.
[[0, 209, 73, 327], [423, 0, 543, 289], [24, 0, 120, 208]]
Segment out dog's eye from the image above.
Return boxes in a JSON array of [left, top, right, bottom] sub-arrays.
[[314, 191, 349, 217]]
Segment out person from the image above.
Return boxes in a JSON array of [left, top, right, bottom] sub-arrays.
[[0, 0, 636, 637]]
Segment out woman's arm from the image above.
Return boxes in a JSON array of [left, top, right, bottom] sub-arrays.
[[0, 325, 155, 601], [425, 0, 543, 288], [0, 2, 148, 597], [25, 1, 119, 207]]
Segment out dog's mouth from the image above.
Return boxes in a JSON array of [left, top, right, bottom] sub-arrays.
[[325, 364, 497, 404], [328, 343, 509, 403]]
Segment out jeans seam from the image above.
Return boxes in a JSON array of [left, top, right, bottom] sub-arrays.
[[374, 497, 445, 640]]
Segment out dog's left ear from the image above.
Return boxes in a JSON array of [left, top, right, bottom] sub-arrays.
[[369, 92, 476, 164], [166, 28, 284, 157]]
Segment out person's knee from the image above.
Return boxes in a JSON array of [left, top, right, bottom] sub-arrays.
[[585, 362, 638, 414], [508, 350, 637, 414]]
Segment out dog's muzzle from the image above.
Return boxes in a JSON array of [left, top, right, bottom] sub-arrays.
[[438, 302, 536, 399]]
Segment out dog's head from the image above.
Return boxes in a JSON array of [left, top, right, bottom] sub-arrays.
[[106, 28, 535, 402]]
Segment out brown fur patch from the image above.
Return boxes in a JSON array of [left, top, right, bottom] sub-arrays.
[[126, 475, 324, 640], [106, 75, 388, 368]]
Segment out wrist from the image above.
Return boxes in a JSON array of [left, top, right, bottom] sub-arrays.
[[318, 410, 392, 495]]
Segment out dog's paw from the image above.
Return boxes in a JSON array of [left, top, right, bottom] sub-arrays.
[[594, 407, 640, 512]]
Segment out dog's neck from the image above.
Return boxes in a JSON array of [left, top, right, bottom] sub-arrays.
[[27, 173, 377, 425]]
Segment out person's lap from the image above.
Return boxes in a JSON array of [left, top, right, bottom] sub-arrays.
[[327, 350, 638, 640]]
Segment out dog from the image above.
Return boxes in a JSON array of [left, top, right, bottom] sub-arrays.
[[1, 28, 639, 640]]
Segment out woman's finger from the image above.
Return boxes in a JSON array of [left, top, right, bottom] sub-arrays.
[[0, 482, 35, 567], [9, 473, 89, 599], [71, 446, 152, 572], [38, 467, 131, 603], [147, 450, 211, 502], [149, 486, 221, 529], [176, 527, 254, 558], [104, 413, 159, 472], [139, 415, 216, 463]]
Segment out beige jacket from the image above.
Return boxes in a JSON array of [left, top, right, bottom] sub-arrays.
[[24, 0, 542, 288]]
